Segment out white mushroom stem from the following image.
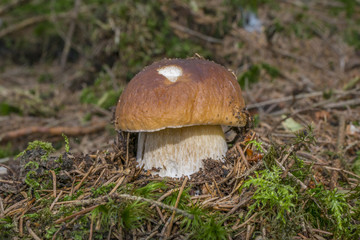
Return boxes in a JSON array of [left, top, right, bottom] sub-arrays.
[[137, 125, 228, 178]]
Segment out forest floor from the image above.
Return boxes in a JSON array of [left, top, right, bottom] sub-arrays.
[[0, 1, 360, 239]]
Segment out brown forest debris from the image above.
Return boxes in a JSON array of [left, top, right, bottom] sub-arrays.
[[0, 121, 108, 143], [330, 114, 346, 188]]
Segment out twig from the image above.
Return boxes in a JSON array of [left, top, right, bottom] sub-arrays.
[[235, 161, 264, 180], [26, 221, 41, 240], [232, 213, 258, 230], [169, 21, 223, 44], [89, 217, 94, 240], [343, 76, 360, 91], [247, 91, 323, 109], [0, 15, 48, 38], [109, 175, 125, 195], [93, 168, 107, 187], [272, 47, 325, 70], [50, 191, 63, 211], [237, 144, 249, 169], [324, 98, 360, 109], [154, 188, 179, 204], [57, 193, 194, 219], [311, 228, 333, 235], [0, 5, 91, 38], [73, 166, 94, 192], [280, 145, 295, 165], [275, 159, 307, 190], [0, 0, 31, 16], [225, 196, 252, 217], [166, 177, 188, 237], [0, 197, 4, 218], [0, 121, 107, 143], [213, 177, 223, 198], [0, 163, 15, 176], [55, 205, 99, 224], [60, 0, 82, 69], [126, 132, 130, 167], [330, 115, 346, 188], [50, 170, 57, 198], [0, 179, 21, 184]]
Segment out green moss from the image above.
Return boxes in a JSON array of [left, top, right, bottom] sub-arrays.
[[0, 102, 22, 116], [241, 166, 297, 223], [238, 62, 281, 88], [91, 183, 116, 197], [133, 181, 167, 199], [16, 140, 55, 161]]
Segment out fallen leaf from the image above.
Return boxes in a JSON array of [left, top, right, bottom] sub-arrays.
[[281, 115, 304, 132]]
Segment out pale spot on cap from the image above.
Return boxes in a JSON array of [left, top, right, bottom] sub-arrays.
[[157, 65, 183, 82]]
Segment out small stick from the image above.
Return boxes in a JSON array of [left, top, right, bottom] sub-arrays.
[[0, 121, 107, 143], [166, 177, 188, 237], [126, 132, 130, 167], [109, 176, 126, 195], [205, 182, 215, 197], [213, 177, 223, 198], [235, 161, 264, 180], [50, 170, 57, 198], [73, 166, 94, 192], [4, 199, 28, 215], [325, 99, 360, 109], [60, 0, 82, 69], [89, 217, 94, 240], [237, 145, 249, 169], [330, 115, 346, 188], [0, 0, 31, 16], [93, 168, 107, 187], [155, 206, 166, 223], [50, 191, 63, 211], [57, 193, 194, 219], [275, 159, 307, 190], [230, 180, 244, 195], [280, 145, 295, 165], [281, 158, 295, 179], [232, 213, 258, 230], [26, 220, 41, 240], [55, 205, 99, 224], [0, 15, 48, 38], [0, 197, 4, 217], [225, 196, 252, 217], [311, 228, 333, 235], [247, 92, 323, 109], [169, 21, 222, 44], [154, 188, 179, 204], [0, 179, 21, 184], [69, 178, 76, 196], [0, 163, 15, 176], [145, 231, 158, 240], [246, 224, 254, 240]]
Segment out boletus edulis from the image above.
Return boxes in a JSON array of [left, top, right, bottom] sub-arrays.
[[115, 58, 247, 178]]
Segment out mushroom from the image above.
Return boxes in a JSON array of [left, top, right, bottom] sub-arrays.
[[115, 58, 247, 178]]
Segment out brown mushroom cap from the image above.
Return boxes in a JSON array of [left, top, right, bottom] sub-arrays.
[[115, 58, 246, 132]]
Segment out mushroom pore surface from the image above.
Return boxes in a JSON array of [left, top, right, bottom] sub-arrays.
[[137, 125, 227, 178]]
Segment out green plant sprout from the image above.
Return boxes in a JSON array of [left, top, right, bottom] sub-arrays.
[[240, 166, 297, 223], [62, 133, 70, 153], [247, 139, 265, 153], [195, 215, 228, 240]]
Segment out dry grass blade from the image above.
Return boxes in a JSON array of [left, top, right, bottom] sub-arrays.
[[166, 177, 188, 237]]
